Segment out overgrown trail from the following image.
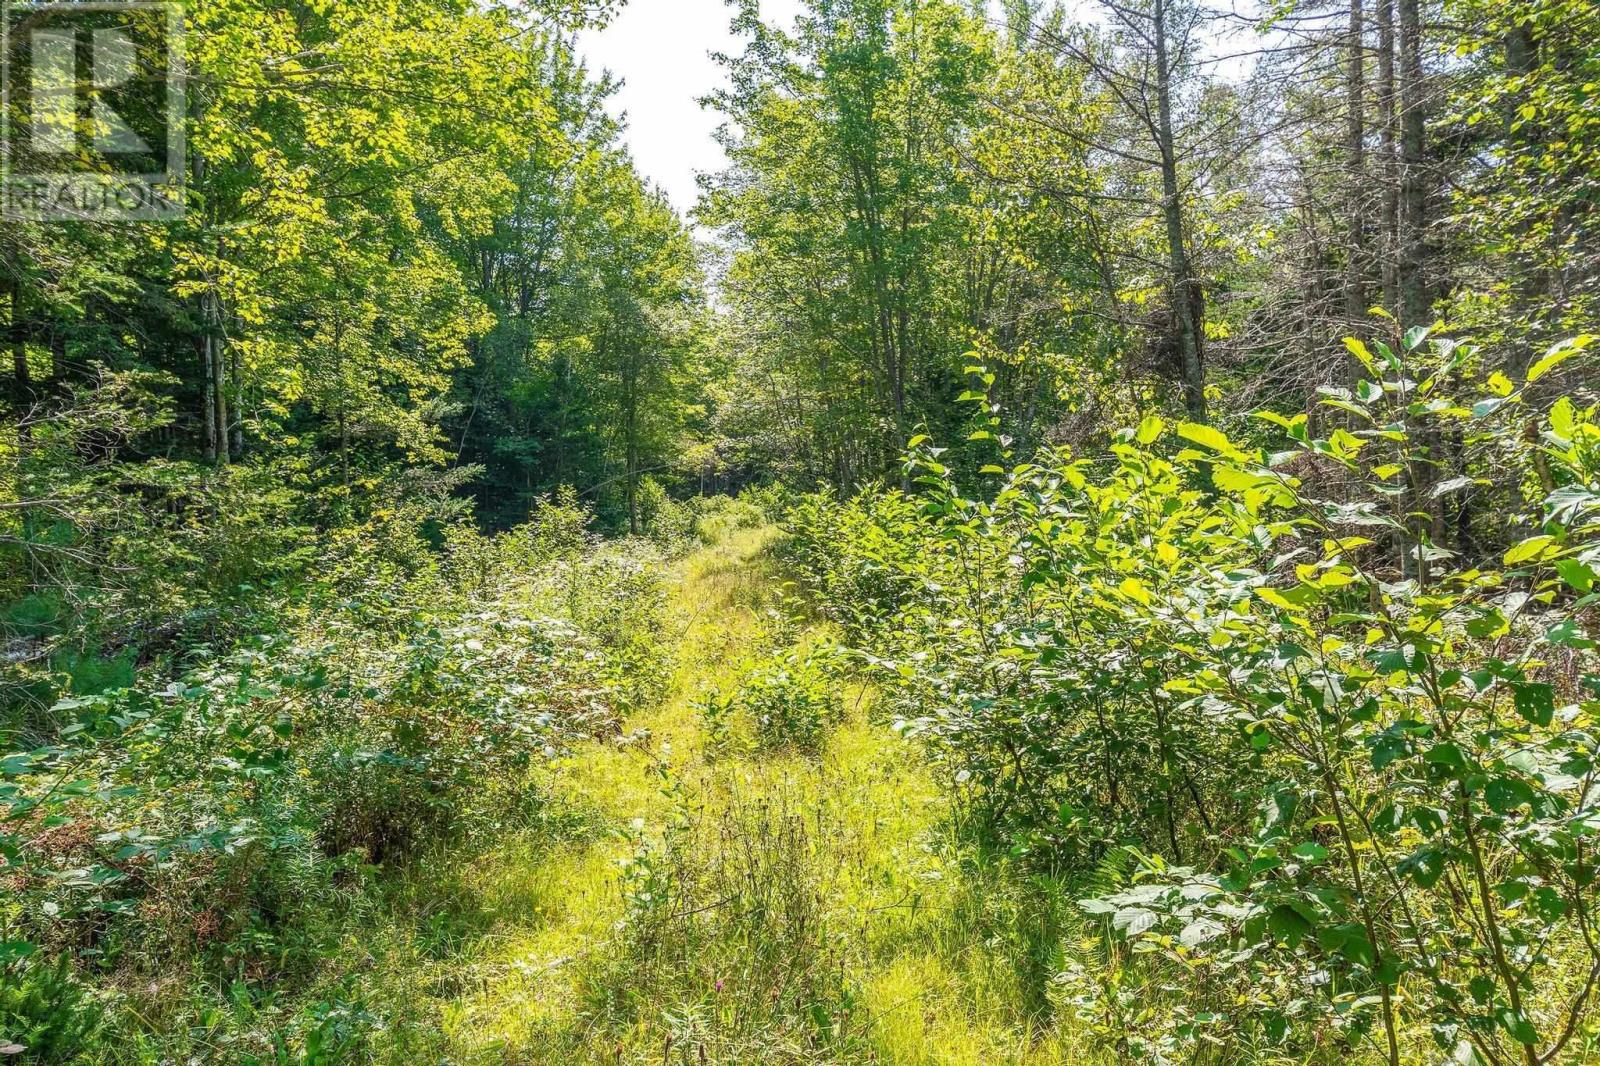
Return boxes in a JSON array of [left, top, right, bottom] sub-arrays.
[[376, 529, 1093, 1065]]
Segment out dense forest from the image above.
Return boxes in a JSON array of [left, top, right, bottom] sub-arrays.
[[1, 0, 1597, 1061]]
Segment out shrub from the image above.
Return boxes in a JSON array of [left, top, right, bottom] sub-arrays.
[[689, 493, 766, 544], [0, 497, 672, 1047], [635, 476, 696, 548], [739, 646, 845, 751], [786, 332, 1600, 1063]]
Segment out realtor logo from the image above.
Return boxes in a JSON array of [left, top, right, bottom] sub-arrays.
[[2, 1, 185, 220]]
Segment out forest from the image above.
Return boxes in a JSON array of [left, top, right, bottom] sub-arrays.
[[0, 0, 1597, 1061]]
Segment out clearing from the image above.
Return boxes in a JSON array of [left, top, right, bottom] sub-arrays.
[[358, 528, 1095, 1064]]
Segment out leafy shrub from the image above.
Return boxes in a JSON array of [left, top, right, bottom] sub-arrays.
[[787, 332, 1600, 1063], [636, 476, 697, 548], [555, 550, 675, 712], [738, 482, 794, 525], [0, 497, 671, 1047], [739, 646, 845, 751], [691, 688, 741, 754], [689, 493, 766, 544]]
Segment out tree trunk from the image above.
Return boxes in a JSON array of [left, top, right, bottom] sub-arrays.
[[1344, 0, 1369, 340], [10, 286, 30, 420], [206, 290, 230, 466], [1504, 21, 1542, 376], [1376, 0, 1400, 316], [1153, 0, 1207, 423], [230, 338, 244, 458], [1396, 0, 1428, 326], [200, 329, 217, 464]]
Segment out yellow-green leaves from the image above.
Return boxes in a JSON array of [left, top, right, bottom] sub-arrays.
[[1255, 586, 1302, 612], [1177, 422, 1249, 461], [1212, 466, 1270, 493], [1137, 414, 1166, 445], [1526, 335, 1595, 383], [1550, 398, 1577, 440], [1503, 535, 1558, 565], [1253, 410, 1308, 439], [1343, 337, 1379, 375], [1119, 577, 1154, 606]]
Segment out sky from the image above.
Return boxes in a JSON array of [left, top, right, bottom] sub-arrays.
[[577, 0, 808, 218], [577, 1, 1255, 220]]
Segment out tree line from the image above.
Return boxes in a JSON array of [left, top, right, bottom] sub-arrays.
[[701, 0, 1595, 537], [4, 0, 704, 540]]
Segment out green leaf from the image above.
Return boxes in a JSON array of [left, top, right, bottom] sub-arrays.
[[1554, 559, 1595, 593], [1343, 337, 1378, 374], [1397, 846, 1447, 887], [1512, 683, 1555, 727], [1267, 903, 1314, 948], [1177, 422, 1246, 459], [1466, 609, 1509, 639], [1318, 922, 1375, 967], [1253, 410, 1306, 435], [1179, 918, 1225, 947], [1503, 535, 1556, 565], [1527, 334, 1594, 383], [1255, 587, 1303, 613], [1213, 466, 1271, 493], [1496, 1007, 1538, 1046], [1119, 577, 1153, 606], [1114, 908, 1158, 936], [1402, 325, 1434, 351], [1372, 733, 1409, 771], [1136, 414, 1166, 445], [1291, 841, 1329, 862], [1547, 619, 1595, 649], [1484, 777, 1534, 814], [1424, 742, 1469, 774], [1550, 397, 1577, 439]]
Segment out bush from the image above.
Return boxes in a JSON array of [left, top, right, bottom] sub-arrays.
[[689, 493, 766, 544], [636, 476, 696, 548], [739, 645, 845, 751], [786, 333, 1600, 1063], [0, 496, 672, 1050]]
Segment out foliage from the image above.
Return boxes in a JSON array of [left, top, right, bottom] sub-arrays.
[[703, 0, 1113, 489], [2, 0, 1599, 1057], [788, 332, 1600, 1062], [0, 498, 670, 1057]]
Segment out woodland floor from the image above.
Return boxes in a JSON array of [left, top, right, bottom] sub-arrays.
[[350, 528, 1102, 1065]]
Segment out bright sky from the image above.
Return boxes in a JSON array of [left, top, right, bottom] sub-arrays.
[[578, 1, 1254, 219], [577, 0, 808, 217]]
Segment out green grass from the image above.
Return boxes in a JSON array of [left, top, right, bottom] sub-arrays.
[[69, 525, 1443, 1064], [292, 527, 1110, 1064]]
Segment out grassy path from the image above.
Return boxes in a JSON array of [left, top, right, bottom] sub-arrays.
[[374, 529, 1090, 1065]]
